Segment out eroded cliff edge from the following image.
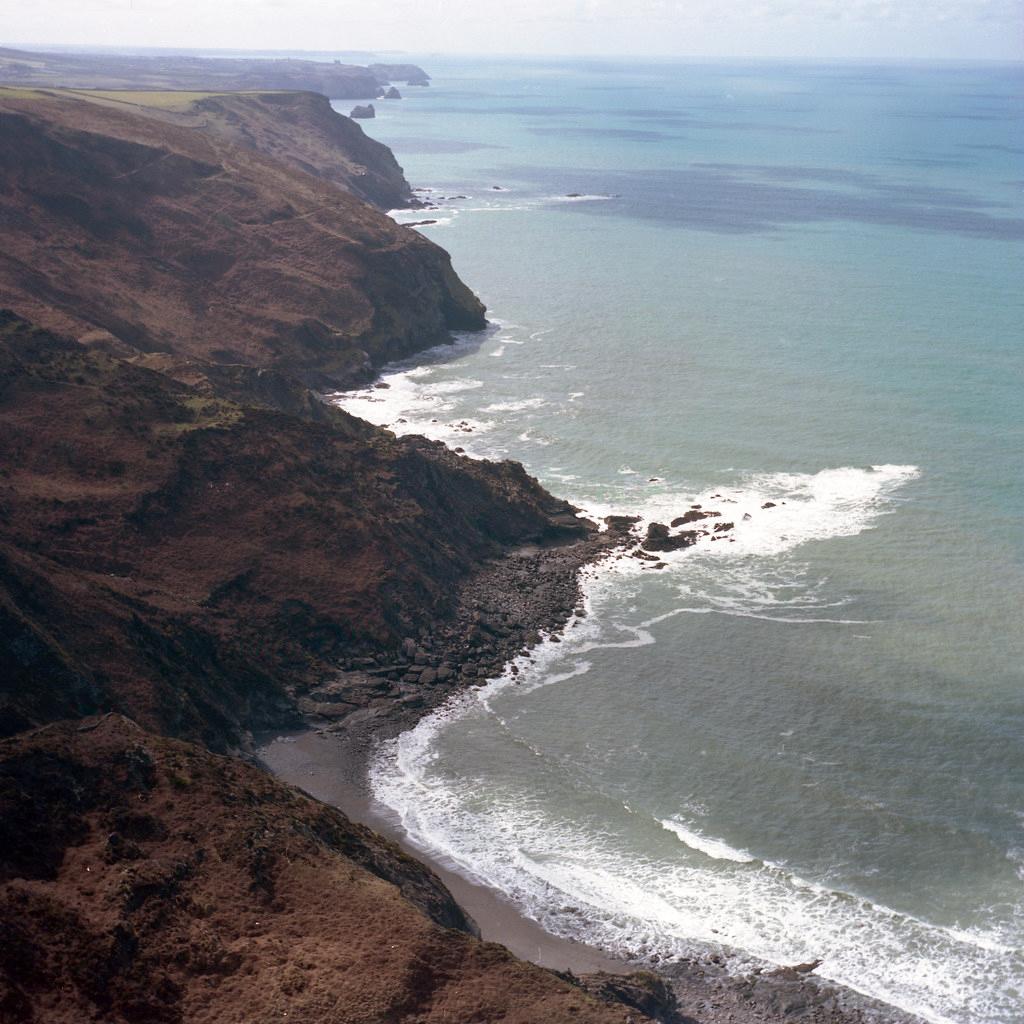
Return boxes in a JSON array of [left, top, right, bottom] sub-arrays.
[[0, 715, 674, 1024]]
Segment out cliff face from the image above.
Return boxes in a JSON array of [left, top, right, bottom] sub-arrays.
[[0, 83, 671, 1024], [369, 63, 432, 86], [0, 314, 589, 749], [0, 46, 386, 98], [0, 89, 483, 389], [190, 91, 414, 208], [0, 715, 652, 1024]]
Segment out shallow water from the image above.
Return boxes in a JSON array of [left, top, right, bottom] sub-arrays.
[[333, 57, 1024, 1024]]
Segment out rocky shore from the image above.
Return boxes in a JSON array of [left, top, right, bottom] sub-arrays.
[[290, 519, 637, 752]]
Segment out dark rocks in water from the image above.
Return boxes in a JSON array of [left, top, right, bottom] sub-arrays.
[[762, 501, 777, 509], [671, 508, 721, 527], [374, 381, 390, 389], [643, 523, 699, 552], [604, 514, 641, 534], [566, 192, 583, 197], [350, 104, 375, 119], [384, 86, 402, 99], [713, 521, 734, 533], [743, 512, 752, 520], [404, 219, 438, 227]]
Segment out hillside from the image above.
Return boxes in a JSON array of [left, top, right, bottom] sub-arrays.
[[0, 715, 670, 1024], [0, 46, 429, 99], [0, 88, 482, 388], [0, 313, 590, 750]]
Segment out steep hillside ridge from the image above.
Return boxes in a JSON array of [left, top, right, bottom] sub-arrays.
[[0, 46, 387, 98], [191, 91, 415, 208], [0, 89, 483, 388], [0, 715, 662, 1024], [0, 315, 590, 749]]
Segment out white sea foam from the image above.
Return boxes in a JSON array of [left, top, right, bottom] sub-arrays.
[[373, 668, 1023, 1024], [366, 459, 1024, 1024], [571, 464, 919, 620], [481, 397, 548, 413], [660, 818, 756, 863]]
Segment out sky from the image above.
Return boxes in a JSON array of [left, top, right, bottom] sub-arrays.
[[4, 0, 1022, 62]]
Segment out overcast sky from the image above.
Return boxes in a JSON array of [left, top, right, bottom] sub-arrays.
[[5, 0, 1022, 61]]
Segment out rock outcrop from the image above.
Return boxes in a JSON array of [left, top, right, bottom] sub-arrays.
[[349, 103, 375, 119], [0, 89, 483, 388], [369, 63, 431, 86]]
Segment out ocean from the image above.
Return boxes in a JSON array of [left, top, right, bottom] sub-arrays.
[[332, 57, 1024, 1023]]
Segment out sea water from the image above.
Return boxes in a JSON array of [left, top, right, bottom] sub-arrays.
[[332, 57, 1024, 1023]]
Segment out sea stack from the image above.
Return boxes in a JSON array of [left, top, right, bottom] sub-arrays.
[[350, 103, 375, 119], [384, 86, 402, 99]]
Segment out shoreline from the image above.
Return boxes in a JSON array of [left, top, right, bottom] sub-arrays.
[[254, 333, 932, 1023], [259, 724, 926, 1024], [258, 525, 926, 1024], [258, 727, 629, 976]]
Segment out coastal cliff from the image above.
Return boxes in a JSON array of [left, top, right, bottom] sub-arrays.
[[0, 46, 401, 99], [0, 312, 591, 750], [0, 82, 685, 1024], [0, 88, 483, 388]]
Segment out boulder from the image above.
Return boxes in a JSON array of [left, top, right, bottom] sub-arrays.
[[642, 523, 699, 552]]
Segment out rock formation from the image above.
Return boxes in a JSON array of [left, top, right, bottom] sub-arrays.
[[369, 63, 431, 87], [350, 103, 375, 119]]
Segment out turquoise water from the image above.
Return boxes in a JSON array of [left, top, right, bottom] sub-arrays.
[[333, 58, 1024, 1023]]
